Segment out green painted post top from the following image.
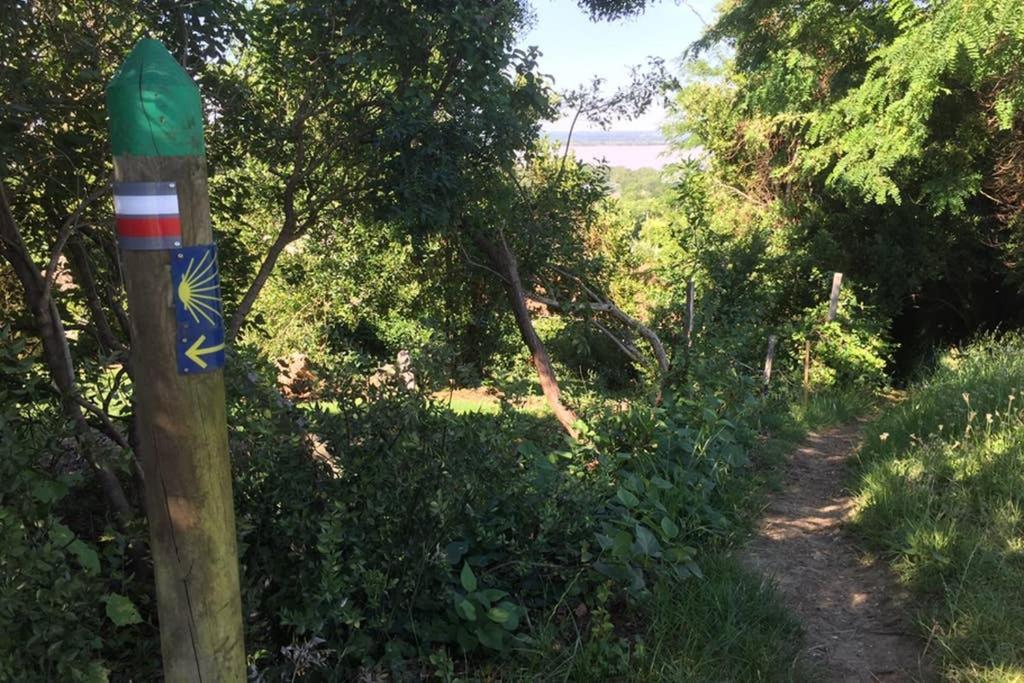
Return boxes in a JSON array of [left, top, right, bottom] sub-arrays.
[[107, 38, 205, 157]]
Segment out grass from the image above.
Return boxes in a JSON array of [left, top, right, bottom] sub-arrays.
[[635, 558, 806, 682], [299, 390, 546, 417], [851, 334, 1024, 681], [788, 386, 876, 432], [491, 555, 806, 682], [432, 388, 552, 417], [442, 396, 502, 415]]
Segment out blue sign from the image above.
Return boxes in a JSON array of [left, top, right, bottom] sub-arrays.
[[171, 244, 225, 374]]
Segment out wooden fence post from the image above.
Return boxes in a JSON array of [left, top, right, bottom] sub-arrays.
[[802, 337, 812, 400], [685, 278, 695, 346], [803, 272, 844, 400], [763, 334, 777, 387], [107, 39, 245, 681], [827, 272, 843, 322]]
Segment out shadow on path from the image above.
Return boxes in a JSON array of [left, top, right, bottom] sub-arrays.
[[740, 423, 933, 682]]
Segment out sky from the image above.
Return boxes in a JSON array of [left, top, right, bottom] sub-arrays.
[[518, 0, 719, 132]]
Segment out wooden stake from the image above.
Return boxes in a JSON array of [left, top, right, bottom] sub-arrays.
[[107, 39, 245, 681], [763, 334, 777, 387], [827, 272, 843, 322], [802, 338, 811, 400], [804, 272, 844, 400], [685, 278, 695, 346]]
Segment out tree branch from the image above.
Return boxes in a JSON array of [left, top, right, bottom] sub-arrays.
[[40, 182, 110, 304]]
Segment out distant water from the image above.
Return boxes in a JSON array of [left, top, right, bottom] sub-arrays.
[[545, 130, 666, 146], [543, 130, 681, 170]]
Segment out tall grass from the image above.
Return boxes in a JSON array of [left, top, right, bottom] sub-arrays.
[[852, 334, 1024, 682], [789, 387, 876, 432], [490, 556, 806, 682]]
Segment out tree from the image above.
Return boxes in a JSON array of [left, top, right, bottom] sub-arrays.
[[208, 0, 550, 342], [661, 0, 1024, 362], [1, 0, 242, 520]]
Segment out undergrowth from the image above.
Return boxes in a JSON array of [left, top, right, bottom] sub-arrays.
[[0, 329, 875, 681]]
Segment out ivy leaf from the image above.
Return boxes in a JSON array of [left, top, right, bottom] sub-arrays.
[[476, 588, 507, 603], [445, 540, 469, 565], [476, 622, 506, 650], [616, 486, 639, 508], [660, 516, 680, 539], [49, 523, 74, 546], [634, 524, 662, 558], [69, 539, 100, 575], [31, 478, 68, 503], [612, 529, 634, 558], [455, 596, 476, 622], [103, 593, 142, 627], [487, 605, 512, 624], [460, 562, 478, 592], [495, 601, 520, 630]]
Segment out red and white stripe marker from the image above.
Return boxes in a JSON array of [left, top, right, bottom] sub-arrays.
[[113, 181, 182, 250]]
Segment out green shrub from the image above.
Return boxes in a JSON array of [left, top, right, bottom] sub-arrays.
[[227, 338, 782, 678], [230, 357, 609, 677], [790, 288, 891, 391], [0, 329, 816, 681], [588, 375, 762, 593], [0, 329, 155, 681]]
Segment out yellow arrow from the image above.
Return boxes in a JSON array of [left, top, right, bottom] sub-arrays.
[[185, 334, 224, 369]]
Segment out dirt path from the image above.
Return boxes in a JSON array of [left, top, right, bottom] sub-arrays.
[[741, 423, 933, 682]]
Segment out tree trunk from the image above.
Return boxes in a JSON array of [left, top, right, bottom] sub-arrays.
[[474, 234, 579, 437], [227, 222, 296, 342], [0, 183, 135, 521], [525, 275, 669, 377]]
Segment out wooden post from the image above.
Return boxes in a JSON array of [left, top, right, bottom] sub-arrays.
[[685, 278, 695, 346], [827, 272, 843, 322], [107, 39, 245, 681], [763, 334, 777, 387], [803, 272, 844, 400], [802, 338, 811, 400]]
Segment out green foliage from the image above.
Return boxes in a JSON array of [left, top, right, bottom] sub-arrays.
[[222, 323, 813, 679], [790, 287, 891, 390], [606, 166, 670, 203], [0, 329, 154, 681], [11, 0, 1024, 679], [805, 0, 1024, 210], [228, 355, 605, 676], [853, 334, 1024, 680], [591, 384, 762, 592], [666, 0, 1024, 361]]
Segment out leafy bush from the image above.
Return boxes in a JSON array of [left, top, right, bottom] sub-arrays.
[[224, 335, 781, 678], [0, 330, 155, 681], [792, 288, 891, 390], [589, 376, 761, 593], [229, 356, 607, 677]]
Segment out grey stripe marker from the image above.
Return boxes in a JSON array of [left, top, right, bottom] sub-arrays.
[[113, 180, 177, 195]]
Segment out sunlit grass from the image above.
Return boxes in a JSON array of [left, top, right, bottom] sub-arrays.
[[788, 386, 877, 432], [852, 334, 1024, 680], [441, 397, 502, 415]]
